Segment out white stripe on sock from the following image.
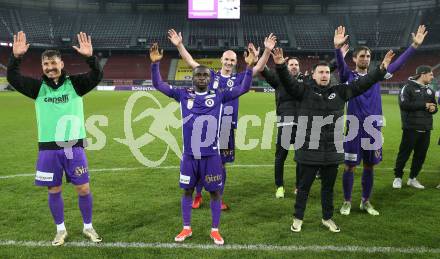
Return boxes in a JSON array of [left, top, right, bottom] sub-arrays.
[[83, 223, 93, 230], [56, 222, 66, 232]]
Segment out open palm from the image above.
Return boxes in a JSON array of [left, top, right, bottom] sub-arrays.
[[73, 32, 93, 57], [334, 26, 349, 49], [411, 25, 428, 48], [150, 43, 163, 63], [12, 31, 30, 58], [168, 29, 183, 46]]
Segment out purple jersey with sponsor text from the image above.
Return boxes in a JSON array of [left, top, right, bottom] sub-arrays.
[[335, 45, 416, 165], [151, 63, 252, 157], [210, 70, 245, 129]]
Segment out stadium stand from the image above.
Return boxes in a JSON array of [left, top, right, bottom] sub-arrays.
[[0, 3, 438, 84], [0, 7, 435, 51], [137, 14, 185, 49], [420, 8, 440, 46], [78, 13, 136, 48], [349, 14, 409, 48], [241, 15, 288, 48], [188, 19, 239, 48], [288, 15, 346, 50]]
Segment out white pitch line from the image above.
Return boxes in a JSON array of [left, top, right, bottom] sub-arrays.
[[0, 240, 439, 254], [0, 165, 437, 180]]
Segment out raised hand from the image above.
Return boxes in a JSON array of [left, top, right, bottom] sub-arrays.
[[12, 31, 30, 58], [149, 43, 163, 63], [411, 25, 428, 48], [380, 50, 395, 70], [73, 32, 93, 57], [341, 43, 349, 58], [271, 48, 287, 65], [264, 33, 277, 51], [168, 29, 183, 47], [244, 46, 258, 67], [248, 42, 260, 62], [334, 26, 349, 49]]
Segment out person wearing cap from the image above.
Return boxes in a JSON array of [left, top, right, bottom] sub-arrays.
[[392, 65, 437, 189]]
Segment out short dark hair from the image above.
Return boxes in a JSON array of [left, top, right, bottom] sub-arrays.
[[312, 61, 330, 72], [41, 50, 61, 60], [287, 57, 300, 64], [193, 65, 210, 74], [353, 46, 371, 58]]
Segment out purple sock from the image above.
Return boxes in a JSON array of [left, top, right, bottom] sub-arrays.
[[48, 192, 64, 225], [181, 195, 192, 227], [78, 193, 93, 224], [221, 166, 226, 196], [362, 168, 374, 202], [342, 170, 354, 202], [195, 180, 203, 196], [210, 199, 221, 228]]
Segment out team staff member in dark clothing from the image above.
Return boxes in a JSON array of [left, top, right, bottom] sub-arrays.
[[262, 47, 350, 199], [260, 57, 304, 198], [272, 27, 394, 233], [392, 66, 437, 190]]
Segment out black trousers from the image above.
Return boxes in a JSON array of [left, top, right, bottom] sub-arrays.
[[294, 163, 338, 221], [275, 125, 300, 187], [394, 129, 431, 179]]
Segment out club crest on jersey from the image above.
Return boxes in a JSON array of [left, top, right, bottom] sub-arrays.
[[328, 93, 336, 99], [187, 99, 194, 109], [227, 79, 234, 87], [205, 99, 215, 107], [427, 88, 432, 95]]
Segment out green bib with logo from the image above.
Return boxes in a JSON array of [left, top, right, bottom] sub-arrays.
[[35, 78, 86, 142]]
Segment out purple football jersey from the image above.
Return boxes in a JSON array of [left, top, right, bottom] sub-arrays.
[[210, 69, 245, 129], [335, 45, 416, 120], [151, 62, 252, 157]]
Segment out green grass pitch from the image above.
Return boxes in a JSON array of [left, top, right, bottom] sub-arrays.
[[1, 91, 439, 258]]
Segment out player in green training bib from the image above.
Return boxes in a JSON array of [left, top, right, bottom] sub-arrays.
[[7, 31, 103, 246]]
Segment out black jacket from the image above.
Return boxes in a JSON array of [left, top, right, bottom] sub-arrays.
[[276, 63, 387, 165], [398, 79, 437, 131], [7, 54, 103, 149], [260, 66, 301, 119]]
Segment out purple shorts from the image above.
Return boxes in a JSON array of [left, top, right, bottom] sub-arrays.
[[220, 129, 235, 163], [344, 127, 382, 166], [35, 147, 90, 187], [180, 154, 223, 192]]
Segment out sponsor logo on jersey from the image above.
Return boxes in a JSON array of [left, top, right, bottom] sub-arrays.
[[44, 94, 69, 104], [205, 174, 222, 184], [213, 80, 219, 89], [187, 99, 194, 109], [180, 174, 191, 184], [344, 153, 358, 161], [35, 171, 54, 182], [74, 166, 89, 176]]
